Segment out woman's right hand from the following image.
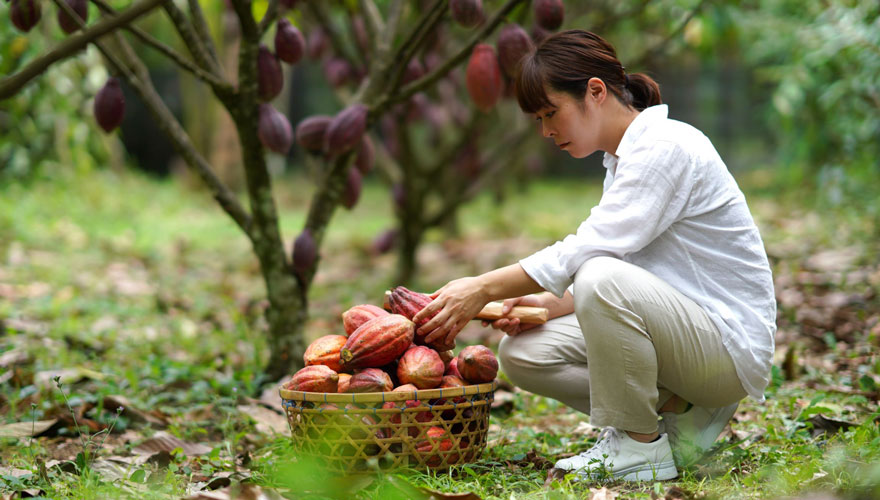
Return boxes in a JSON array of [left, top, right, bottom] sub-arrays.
[[481, 294, 546, 336]]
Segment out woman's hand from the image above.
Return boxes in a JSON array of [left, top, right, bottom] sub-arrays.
[[481, 294, 546, 336], [414, 277, 489, 347]]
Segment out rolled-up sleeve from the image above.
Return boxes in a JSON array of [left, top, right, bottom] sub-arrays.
[[520, 141, 692, 297]]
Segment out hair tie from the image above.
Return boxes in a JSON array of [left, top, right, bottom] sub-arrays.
[[624, 74, 631, 87]]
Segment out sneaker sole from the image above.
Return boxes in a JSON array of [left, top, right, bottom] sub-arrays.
[[579, 460, 679, 482]]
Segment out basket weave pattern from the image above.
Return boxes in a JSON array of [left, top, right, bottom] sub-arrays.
[[280, 381, 497, 472]]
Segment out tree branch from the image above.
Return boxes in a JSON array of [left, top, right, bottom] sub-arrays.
[[162, 1, 223, 75], [0, 0, 168, 101], [257, 0, 280, 36], [229, 0, 259, 41], [359, 0, 383, 51], [631, 0, 709, 68], [388, 0, 446, 93], [303, 1, 362, 69], [187, 0, 221, 66]]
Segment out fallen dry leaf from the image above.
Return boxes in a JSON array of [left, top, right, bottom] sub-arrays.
[[183, 483, 284, 500], [590, 487, 618, 500], [0, 466, 32, 478], [236, 405, 288, 435], [544, 467, 568, 488], [421, 489, 482, 500], [132, 431, 212, 456], [0, 419, 58, 438], [103, 395, 168, 427]]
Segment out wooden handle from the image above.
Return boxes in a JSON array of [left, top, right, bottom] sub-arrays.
[[383, 291, 548, 324]]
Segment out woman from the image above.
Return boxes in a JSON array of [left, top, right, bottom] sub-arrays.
[[412, 30, 776, 481]]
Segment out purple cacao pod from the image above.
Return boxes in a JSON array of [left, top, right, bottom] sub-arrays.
[[497, 24, 533, 79], [93, 77, 125, 133], [57, 0, 88, 34], [292, 229, 316, 276], [465, 44, 503, 112], [323, 104, 368, 156], [342, 168, 362, 210], [257, 45, 283, 102], [371, 229, 397, 255], [258, 104, 293, 154], [307, 27, 328, 60], [323, 58, 353, 88], [275, 18, 305, 65], [392, 183, 407, 211], [449, 0, 483, 28], [279, 0, 298, 9], [354, 136, 374, 175], [534, 0, 564, 31], [11, 0, 42, 33], [295, 115, 332, 153], [402, 58, 425, 85]]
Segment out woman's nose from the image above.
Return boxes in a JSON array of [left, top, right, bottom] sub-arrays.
[[541, 121, 554, 138]]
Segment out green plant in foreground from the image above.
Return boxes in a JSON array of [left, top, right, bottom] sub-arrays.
[[52, 375, 123, 474]]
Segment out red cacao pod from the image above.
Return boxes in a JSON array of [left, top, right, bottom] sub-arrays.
[[436, 374, 467, 417], [440, 374, 465, 388], [497, 23, 533, 78], [295, 115, 332, 153], [57, 0, 87, 34], [342, 304, 389, 336], [382, 384, 431, 436], [371, 228, 397, 255], [337, 373, 351, 393], [449, 0, 483, 28], [388, 286, 433, 326], [93, 77, 125, 133], [445, 357, 463, 379], [342, 167, 362, 210], [415, 426, 456, 467], [397, 346, 445, 389], [465, 44, 503, 112], [354, 136, 374, 174], [291, 229, 316, 276], [288, 365, 339, 392], [534, 0, 564, 31], [258, 104, 293, 154], [456, 345, 498, 383], [323, 58, 353, 88], [339, 314, 414, 370], [257, 45, 283, 102], [346, 368, 393, 393], [303, 334, 348, 373], [437, 350, 455, 364], [324, 104, 368, 156], [275, 18, 305, 65], [10, 0, 41, 32]]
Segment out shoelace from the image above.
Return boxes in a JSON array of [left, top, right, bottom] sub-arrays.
[[577, 427, 623, 459]]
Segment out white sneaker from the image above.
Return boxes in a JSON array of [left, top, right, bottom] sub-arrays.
[[554, 427, 678, 482], [660, 402, 739, 467]]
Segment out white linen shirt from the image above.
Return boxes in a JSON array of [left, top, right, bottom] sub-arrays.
[[519, 104, 776, 402]]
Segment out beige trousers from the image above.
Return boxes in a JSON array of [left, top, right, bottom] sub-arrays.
[[499, 256, 747, 434]]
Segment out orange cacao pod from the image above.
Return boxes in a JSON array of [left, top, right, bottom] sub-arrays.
[[295, 115, 332, 153], [397, 346, 444, 389], [465, 44, 502, 112], [346, 368, 393, 393], [534, 0, 564, 31], [497, 24, 534, 79], [382, 384, 430, 436], [339, 314, 414, 370], [288, 365, 339, 392], [457, 345, 498, 383], [342, 304, 389, 336], [303, 334, 348, 373], [337, 373, 352, 393], [415, 426, 456, 467]]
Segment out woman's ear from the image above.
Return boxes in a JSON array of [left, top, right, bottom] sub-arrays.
[[586, 77, 607, 103]]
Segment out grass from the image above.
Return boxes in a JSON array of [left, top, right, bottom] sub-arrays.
[[1, 166, 879, 499]]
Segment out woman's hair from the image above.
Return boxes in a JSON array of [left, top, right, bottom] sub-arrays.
[[515, 30, 661, 113]]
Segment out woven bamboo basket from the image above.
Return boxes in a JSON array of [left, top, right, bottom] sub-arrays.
[[279, 381, 498, 472]]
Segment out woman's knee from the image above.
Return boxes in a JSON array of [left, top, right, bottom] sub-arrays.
[[573, 256, 630, 319]]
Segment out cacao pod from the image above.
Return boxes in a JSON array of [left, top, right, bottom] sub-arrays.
[[10, 0, 41, 32], [437, 350, 455, 364], [382, 384, 431, 437], [465, 44, 503, 112], [449, 0, 482, 28], [324, 104, 368, 156], [291, 229, 316, 276], [93, 77, 125, 133], [257, 45, 283, 102], [303, 334, 348, 373], [288, 365, 339, 392], [257, 104, 293, 154], [445, 357, 464, 380], [456, 345, 498, 383], [275, 18, 305, 65], [531, 25, 551, 44], [339, 314, 414, 370], [389, 286, 456, 351], [370, 229, 397, 255], [279, 0, 298, 8], [415, 426, 456, 467], [337, 373, 351, 393], [436, 374, 467, 418], [346, 368, 393, 393], [354, 136, 374, 174], [403, 58, 426, 85], [295, 115, 332, 153], [497, 23, 534, 78], [391, 183, 407, 211], [534, 0, 564, 31], [323, 58, 353, 88], [57, 0, 88, 34], [342, 304, 389, 336], [307, 27, 328, 60], [397, 346, 444, 389], [342, 167, 362, 210]]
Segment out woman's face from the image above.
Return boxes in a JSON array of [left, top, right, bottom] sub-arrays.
[[533, 82, 606, 158]]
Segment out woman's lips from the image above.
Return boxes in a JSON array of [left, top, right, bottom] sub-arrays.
[[558, 142, 570, 149]]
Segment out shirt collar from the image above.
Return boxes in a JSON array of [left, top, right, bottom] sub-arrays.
[[602, 104, 669, 170]]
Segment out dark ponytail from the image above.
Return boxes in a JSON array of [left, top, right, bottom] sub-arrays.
[[516, 30, 661, 113]]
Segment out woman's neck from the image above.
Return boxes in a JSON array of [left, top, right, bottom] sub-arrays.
[[602, 103, 641, 158]]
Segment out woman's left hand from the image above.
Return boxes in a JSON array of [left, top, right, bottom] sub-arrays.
[[413, 277, 489, 347]]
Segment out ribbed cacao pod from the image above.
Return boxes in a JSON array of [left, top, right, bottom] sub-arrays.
[[93, 77, 125, 133], [497, 24, 533, 78], [436, 374, 467, 418], [257, 45, 283, 102], [292, 229, 316, 276], [415, 426, 456, 467], [346, 368, 393, 393], [323, 58, 353, 88], [445, 357, 463, 380], [371, 229, 397, 255], [10, 0, 41, 32], [354, 136, 374, 174], [339, 314, 414, 370], [342, 167, 362, 210], [381, 384, 431, 437], [465, 44, 503, 112], [389, 287, 456, 351], [342, 304, 389, 336], [57, 0, 87, 34], [258, 104, 293, 154], [449, 0, 483, 28], [337, 373, 351, 393], [397, 346, 445, 389], [534, 0, 564, 31], [288, 365, 339, 392], [324, 104, 368, 156], [275, 18, 305, 65], [437, 350, 455, 364], [303, 334, 348, 373], [456, 345, 498, 384], [295, 115, 332, 153]]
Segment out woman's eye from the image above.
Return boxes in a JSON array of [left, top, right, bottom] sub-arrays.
[[546, 111, 555, 118]]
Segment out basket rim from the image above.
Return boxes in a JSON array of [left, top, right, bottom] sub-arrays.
[[280, 380, 498, 403]]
